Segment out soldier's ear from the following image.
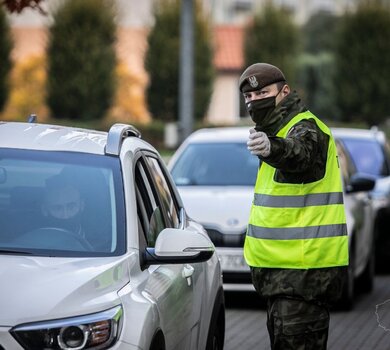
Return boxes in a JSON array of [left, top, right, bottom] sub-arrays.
[[282, 85, 290, 96]]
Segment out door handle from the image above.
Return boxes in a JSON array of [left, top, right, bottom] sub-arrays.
[[182, 264, 194, 286]]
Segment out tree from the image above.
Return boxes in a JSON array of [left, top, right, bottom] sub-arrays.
[[244, 2, 300, 83], [145, 0, 214, 122], [296, 11, 340, 120], [1, 0, 45, 13], [335, 2, 390, 125], [303, 10, 339, 55], [0, 6, 12, 111], [47, 0, 117, 121], [296, 53, 339, 120]]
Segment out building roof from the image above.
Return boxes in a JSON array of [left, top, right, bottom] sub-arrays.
[[213, 25, 244, 72]]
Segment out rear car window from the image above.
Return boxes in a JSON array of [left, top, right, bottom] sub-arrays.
[[170, 142, 258, 186], [341, 138, 388, 177]]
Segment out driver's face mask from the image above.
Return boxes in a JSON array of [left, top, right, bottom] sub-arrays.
[[43, 186, 84, 230]]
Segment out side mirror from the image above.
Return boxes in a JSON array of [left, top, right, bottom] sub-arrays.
[[346, 173, 376, 193], [144, 228, 214, 266]]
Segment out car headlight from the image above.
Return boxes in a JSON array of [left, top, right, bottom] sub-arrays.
[[10, 305, 122, 350]]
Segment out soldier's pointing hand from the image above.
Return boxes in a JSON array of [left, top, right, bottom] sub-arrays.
[[247, 128, 271, 157]]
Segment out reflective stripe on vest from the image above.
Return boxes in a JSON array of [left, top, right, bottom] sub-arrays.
[[244, 111, 349, 269], [253, 192, 344, 207]]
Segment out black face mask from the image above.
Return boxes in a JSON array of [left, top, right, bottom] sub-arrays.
[[246, 88, 283, 127], [246, 96, 276, 125]]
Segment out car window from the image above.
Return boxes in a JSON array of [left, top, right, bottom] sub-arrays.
[[135, 155, 180, 248], [170, 142, 259, 186], [0, 148, 125, 257], [382, 140, 390, 176], [135, 158, 166, 248], [341, 138, 388, 177], [336, 141, 356, 185], [145, 156, 180, 229]]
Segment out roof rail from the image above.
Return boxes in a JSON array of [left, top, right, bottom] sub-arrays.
[[105, 123, 141, 156], [27, 114, 37, 123]]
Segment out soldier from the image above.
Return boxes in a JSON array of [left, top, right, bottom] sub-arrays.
[[239, 63, 348, 349]]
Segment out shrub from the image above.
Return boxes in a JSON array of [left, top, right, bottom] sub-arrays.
[[335, 2, 390, 124], [47, 0, 117, 121], [244, 3, 300, 83], [145, 0, 214, 122], [0, 6, 12, 111]]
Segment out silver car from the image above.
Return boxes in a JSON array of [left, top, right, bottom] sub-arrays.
[[332, 127, 390, 272], [0, 121, 225, 350]]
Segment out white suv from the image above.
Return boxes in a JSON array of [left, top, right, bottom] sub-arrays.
[[0, 121, 225, 350], [168, 127, 258, 291]]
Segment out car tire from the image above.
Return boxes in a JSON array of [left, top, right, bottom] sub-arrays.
[[149, 331, 165, 350], [206, 288, 225, 350], [339, 243, 355, 310], [358, 242, 375, 293]]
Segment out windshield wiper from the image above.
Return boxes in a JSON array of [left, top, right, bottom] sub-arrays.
[[0, 249, 33, 255]]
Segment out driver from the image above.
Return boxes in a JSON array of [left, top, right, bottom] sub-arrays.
[[41, 175, 86, 238]]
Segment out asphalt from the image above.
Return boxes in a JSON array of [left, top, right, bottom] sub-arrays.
[[224, 274, 390, 350]]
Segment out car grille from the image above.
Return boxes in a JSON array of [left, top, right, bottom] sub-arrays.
[[206, 228, 246, 247], [223, 271, 252, 283]]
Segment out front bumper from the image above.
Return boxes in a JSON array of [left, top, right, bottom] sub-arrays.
[[217, 247, 254, 291], [0, 327, 142, 350]]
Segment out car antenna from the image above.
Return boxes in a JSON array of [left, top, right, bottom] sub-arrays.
[[27, 114, 37, 123]]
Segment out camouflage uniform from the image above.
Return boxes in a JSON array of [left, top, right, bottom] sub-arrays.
[[265, 296, 329, 350], [251, 92, 346, 349]]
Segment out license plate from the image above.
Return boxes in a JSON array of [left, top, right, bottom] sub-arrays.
[[219, 252, 250, 272]]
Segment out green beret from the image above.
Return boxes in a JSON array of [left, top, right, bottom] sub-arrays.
[[239, 63, 286, 93]]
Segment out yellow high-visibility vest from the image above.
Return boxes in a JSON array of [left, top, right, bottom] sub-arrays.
[[244, 111, 349, 269]]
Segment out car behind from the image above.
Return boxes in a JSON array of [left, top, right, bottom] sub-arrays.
[[168, 128, 258, 291], [332, 127, 390, 271]]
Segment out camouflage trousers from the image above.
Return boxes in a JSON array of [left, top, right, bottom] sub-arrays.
[[266, 297, 329, 350]]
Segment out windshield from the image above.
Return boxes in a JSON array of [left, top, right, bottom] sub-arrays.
[[0, 149, 125, 257], [170, 142, 258, 186], [341, 138, 388, 177]]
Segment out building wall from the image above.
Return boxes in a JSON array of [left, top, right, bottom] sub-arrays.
[[207, 73, 240, 124], [11, 28, 47, 61], [202, 0, 357, 25]]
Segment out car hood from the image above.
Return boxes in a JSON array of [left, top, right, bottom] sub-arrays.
[[177, 186, 253, 233], [0, 254, 135, 326]]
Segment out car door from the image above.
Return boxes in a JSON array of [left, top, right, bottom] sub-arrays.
[[135, 152, 199, 350], [336, 141, 374, 277]]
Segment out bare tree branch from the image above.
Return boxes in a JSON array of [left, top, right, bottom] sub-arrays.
[[2, 0, 46, 14]]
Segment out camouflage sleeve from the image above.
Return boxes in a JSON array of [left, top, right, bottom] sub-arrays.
[[261, 119, 324, 173]]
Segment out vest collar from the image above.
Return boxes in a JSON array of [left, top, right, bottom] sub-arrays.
[[261, 91, 307, 136]]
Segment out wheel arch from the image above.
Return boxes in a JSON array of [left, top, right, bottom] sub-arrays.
[[149, 328, 166, 350], [205, 286, 225, 350]]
